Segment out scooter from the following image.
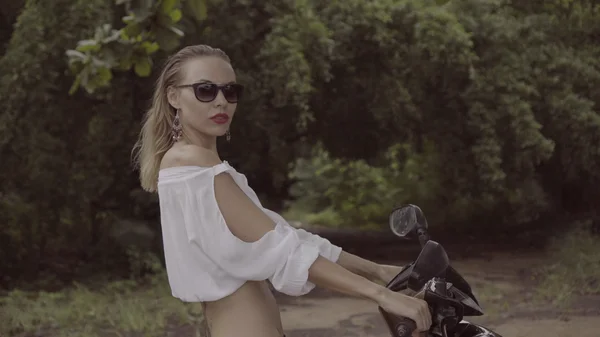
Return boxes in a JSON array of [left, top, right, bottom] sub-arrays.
[[379, 204, 503, 337]]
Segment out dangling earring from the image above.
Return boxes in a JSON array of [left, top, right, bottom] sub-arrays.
[[226, 129, 231, 142], [172, 109, 183, 142]]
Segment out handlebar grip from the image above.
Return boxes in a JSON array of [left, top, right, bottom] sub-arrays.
[[394, 317, 417, 337]]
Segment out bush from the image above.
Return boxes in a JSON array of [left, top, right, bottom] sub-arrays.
[[285, 142, 443, 228], [0, 253, 204, 337], [537, 221, 600, 305]]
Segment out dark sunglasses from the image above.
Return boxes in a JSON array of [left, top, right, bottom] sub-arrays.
[[175, 82, 244, 103]]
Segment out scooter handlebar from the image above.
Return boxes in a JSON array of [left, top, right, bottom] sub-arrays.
[[394, 316, 417, 337]]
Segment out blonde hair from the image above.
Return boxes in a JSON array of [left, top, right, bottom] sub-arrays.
[[132, 45, 231, 192]]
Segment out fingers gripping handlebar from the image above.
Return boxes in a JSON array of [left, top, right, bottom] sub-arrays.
[[379, 306, 423, 337]]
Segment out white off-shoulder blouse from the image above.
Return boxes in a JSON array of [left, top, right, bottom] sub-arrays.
[[157, 161, 342, 302]]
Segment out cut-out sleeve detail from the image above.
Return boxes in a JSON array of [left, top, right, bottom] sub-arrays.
[[157, 162, 337, 302]]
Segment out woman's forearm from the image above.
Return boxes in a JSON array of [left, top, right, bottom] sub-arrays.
[[335, 250, 382, 282], [308, 255, 385, 301], [308, 255, 432, 332]]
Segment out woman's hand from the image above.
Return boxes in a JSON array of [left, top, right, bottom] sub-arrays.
[[376, 288, 432, 333]]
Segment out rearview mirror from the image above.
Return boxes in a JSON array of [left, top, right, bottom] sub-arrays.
[[389, 204, 428, 238]]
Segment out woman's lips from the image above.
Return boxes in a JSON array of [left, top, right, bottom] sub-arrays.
[[210, 113, 229, 125]]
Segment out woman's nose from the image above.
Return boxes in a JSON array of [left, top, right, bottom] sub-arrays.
[[214, 89, 228, 106]]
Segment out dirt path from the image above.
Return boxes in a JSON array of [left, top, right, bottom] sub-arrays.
[[276, 251, 600, 337]]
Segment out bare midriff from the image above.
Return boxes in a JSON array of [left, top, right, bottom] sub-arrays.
[[203, 281, 284, 337]]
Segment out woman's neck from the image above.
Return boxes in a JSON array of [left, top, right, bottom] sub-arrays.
[[182, 131, 218, 154]]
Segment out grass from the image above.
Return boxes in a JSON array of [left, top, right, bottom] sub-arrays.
[[2, 220, 597, 337], [0, 272, 205, 337], [471, 282, 514, 316], [536, 221, 600, 306]]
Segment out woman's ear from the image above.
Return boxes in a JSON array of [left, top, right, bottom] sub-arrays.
[[167, 86, 180, 109]]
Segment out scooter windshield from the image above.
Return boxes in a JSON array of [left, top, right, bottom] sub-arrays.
[[408, 240, 450, 291]]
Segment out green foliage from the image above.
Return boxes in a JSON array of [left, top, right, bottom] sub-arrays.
[[66, 0, 208, 94], [0, 0, 158, 286], [125, 246, 163, 280], [0, 0, 113, 283], [537, 222, 600, 305], [287, 143, 443, 228], [63, 0, 600, 227], [2, 0, 600, 285], [280, 0, 600, 229], [0, 270, 205, 337]]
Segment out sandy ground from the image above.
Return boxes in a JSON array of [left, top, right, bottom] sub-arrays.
[[277, 252, 600, 337]]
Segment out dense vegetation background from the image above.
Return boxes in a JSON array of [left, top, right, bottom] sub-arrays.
[[1, 0, 599, 336], [1, 3, 599, 334]]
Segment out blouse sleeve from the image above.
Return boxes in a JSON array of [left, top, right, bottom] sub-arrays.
[[262, 209, 342, 263], [182, 163, 321, 296], [294, 228, 342, 262]]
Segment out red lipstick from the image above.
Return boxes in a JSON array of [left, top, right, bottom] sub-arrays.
[[210, 113, 229, 125]]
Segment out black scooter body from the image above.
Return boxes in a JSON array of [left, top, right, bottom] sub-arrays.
[[382, 241, 503, 337]]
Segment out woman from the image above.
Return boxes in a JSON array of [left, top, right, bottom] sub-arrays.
[[132, 44, 431, 337]]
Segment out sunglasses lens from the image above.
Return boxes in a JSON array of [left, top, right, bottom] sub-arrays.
[[193, 83, 244, 103], [222, 84, 243, 103], [194, 84, 218, 102]]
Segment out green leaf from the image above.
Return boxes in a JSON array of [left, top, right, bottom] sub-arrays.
[[123, 23, 143, 38], [168, 25, 184, 37], [141, 41, 160, 54], [79, 67, 93, 93], [76, 40, 101, 52], [169, 9, 182, 22], [122, 15, 136, 24], [117, 57, 134, 71], [130, 8, 153, 22], [65, 49, 87, 60], [134, 57, 152, 77], [101, 29, 122, 44], [96, 66, 114, 84], [185, 0, 207, 22], [160, 0, 177, 13], [68, 74, 82, 95]]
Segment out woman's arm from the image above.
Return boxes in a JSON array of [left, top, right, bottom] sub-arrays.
[[337, 251, 406, 285], [336, 251, 393, 284], [176, 147, 431, 331], [307, 256, 429, 333], [211, 162, 430, 330], [291, 224, 401, 284]]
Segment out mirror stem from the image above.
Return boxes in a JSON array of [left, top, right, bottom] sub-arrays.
[[417, 228, 430, 248]]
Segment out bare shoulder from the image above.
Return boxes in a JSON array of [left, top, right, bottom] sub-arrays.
[[160, 144, 222, 169]]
